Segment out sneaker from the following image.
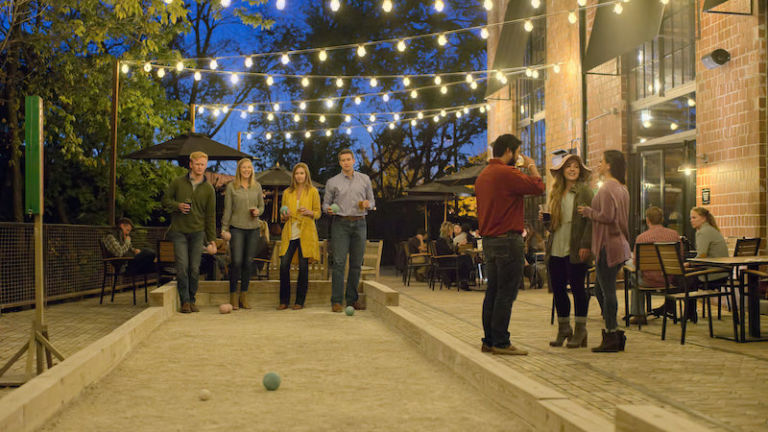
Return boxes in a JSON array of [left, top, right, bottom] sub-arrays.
[[181, 303, 192, 314], [332, 303, 343, 313], [491, 345, 528, 356], [190, 303, 200, 313]]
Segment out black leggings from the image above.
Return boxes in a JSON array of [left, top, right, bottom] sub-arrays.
[[548, 256, 589, 318]]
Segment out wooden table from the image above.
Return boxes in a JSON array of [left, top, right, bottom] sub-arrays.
[[688, 256, 768, 342]]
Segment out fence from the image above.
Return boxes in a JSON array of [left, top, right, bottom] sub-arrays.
[[0, 222, 167, 309]]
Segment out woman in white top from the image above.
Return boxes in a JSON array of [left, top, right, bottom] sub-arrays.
[[221, 158, 264, 310]]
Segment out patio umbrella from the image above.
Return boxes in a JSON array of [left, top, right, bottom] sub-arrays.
[[253, 165, 324, 221], [434, 161, 488, 186], [398, 182, 475, 230], [125, 133, 252, 163]]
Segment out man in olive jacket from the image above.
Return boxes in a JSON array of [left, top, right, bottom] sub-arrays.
[[162, 151, 217, 313]]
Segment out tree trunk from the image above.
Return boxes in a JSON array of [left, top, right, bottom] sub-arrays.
[[6, 24, 24, 222]]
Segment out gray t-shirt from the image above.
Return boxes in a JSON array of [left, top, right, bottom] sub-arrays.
[[695, 222, 729, 281]]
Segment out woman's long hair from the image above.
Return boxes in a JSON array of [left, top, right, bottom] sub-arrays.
[[439, 221, 454, 241], [692, 207, 720, 231], [287, 162, 315, 193], [604, 150, 626, 184], [548, 157, 590, 232], [234, 158, 256, 189]]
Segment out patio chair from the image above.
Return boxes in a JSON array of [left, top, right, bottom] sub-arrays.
[[253, 240, 275, 280], [402, 241, 432, 287], [99, 238, 147, 305], [622, 242, 670, 329], [428, 240, 459, 291], [156, 240, 177, 287], [655, 242, 738, 344]]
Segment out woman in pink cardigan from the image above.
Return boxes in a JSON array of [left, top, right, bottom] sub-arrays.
[[577, 150, 631, 353]]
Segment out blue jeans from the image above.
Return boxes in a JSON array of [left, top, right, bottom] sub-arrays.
[[330, 218, 366, 305], [229, 227, 261, 293], [595, 247, 621, 331], [481, 234, 523, 348], [168, 230, 205, 305], [280, 239, 309, 305]]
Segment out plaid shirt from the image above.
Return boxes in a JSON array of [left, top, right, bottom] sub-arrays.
[[103, 233, 131, 257]]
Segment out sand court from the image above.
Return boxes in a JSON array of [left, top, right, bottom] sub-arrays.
[[40, 307, 531, 431]]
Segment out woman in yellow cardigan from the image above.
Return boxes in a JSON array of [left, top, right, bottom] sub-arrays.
[[278, 162, 321, 310]]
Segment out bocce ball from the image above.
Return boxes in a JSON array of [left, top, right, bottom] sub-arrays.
[[199, 389, 211, 401], [263, 372, 281, 391], [330, 203, 341, 214], [280, 205, 289, 216], [219, 303, 233, 314], [345, 306, 355, 316]]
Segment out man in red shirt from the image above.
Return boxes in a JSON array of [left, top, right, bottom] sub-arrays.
[[475, 134, 545, 355]]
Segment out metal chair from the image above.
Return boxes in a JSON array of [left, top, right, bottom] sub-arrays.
[[402, 241, 432, 287], [253, 240, 275, 280], [156, 240, 177, 287], [429, 240, 460, 291], [99, 238, 146, 305]]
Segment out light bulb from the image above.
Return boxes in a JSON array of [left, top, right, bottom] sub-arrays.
[[222, 106, 229, 113], [213, 108, 220, 117], [247, 105, 254, 112], [369, 114, 376, 122], [397, 40, 406, 52], [318, 50, 328, 62], [670, 122, 679, 130], [281, 53, 290, 64], [463, 107, 469, 114], [336, 77, 344, 87], [294, 114, 300, 122], [305, 131, 311, 138], [246, 133, 252, 139], [164, 0, 173, 4], [266, 132, 272, 140], [479, 106, 485, 113], [301, 77, 309, 87], [143, 62, 152, 72], [230, 73, 239, 84], [524, 20, 533, 32], [440, 109, 446, 117], [197, 106, 204, 114], [394, 113, 400, 121], [495, 70, 504, 81], [484, 0, 493, 10], [194, 71, 201, 81], [434, 0, 444, 12], [382, 0, 393, 12], [354, 96, 362, 105], [157, 68, 165, 78], [357, 45, 367, 57], [553, 64, 561, 73], [687, 98, 695, 107], [240, 111, 246, 119], [285, 132, 292, 139], [411, 119, 417, 126], [388, 123, 395, 130], [480, 27, 489, 39], [417, 112, 424, 119], [465, 73, 473, 83], [267, 113, 274, 121], [345, 115, 351, 122], [433, 115, 439, 123], [660, 0, 669, 4], [330, 0, 340, 11], [325, 98, 334, 108], [299, 102, 307, 110], [220, 0, 231, 7], [369, 77, 378, 87], [276, 0, 286, 10], [121, 63, 130, 74], [266, 75, 274, 86], [244, 57, 253, 68], [440, 85, 447, 94], [367, 126, 373, 132], [531, 70, 539, 79], [577, 0, 586, 6], [346, 128, 352, 135], [209, 59, 218, 70], [273, 103, 280, 112], [382, 93, 390, 102], [500, 76, 508, 84], [568, 11, 577, 24], [410, 90, 418, 98], [434, 75, 442, 85], [531, 0, 540, 8], [319, 115, 326, 123], [456, 111, 462, 118], [175, 61, 184, 72], [325, 130, 332, 137], [525, 68, 532, 77], [613, 3, 623, 14], [402, 76, 411, 86], [437, 34, 447, 46], [470, 81, 478, 89]]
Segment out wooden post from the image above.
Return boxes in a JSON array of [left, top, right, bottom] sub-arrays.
[[443, 199, 447, 222], [237, 131, 241, 152], [108, 60, 120, 226], [190, 103, 196, 133]]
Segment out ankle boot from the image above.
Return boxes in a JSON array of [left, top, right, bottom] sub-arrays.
[[591, 330, 620, 353], [230, 292, 239, 310], [239, 291, 251, 309], [549, 317, 573, 347], [567, 317, 588, 348], [616, 330, 626, 351]]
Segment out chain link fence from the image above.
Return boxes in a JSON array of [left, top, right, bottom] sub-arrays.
[[0, 223, 167, 309]]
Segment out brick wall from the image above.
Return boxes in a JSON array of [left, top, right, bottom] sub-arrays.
[[696, 0, 766, 239]]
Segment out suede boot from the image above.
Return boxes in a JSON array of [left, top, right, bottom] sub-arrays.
[[616, 329, 626, 351], [591, 330, 620, 353], [239, 291, 251, 309], [230, 292, 239, 310], [549, 317, 573, 347], [567, 316, 588, 348]]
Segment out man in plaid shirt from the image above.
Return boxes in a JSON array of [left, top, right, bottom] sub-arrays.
[[103, 217, 156, 276]]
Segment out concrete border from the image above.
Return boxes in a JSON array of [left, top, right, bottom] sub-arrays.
[[362, 281, 712, 432], [0, 285, 178, 432]]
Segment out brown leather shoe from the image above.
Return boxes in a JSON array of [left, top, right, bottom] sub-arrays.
[[190, 303, 199, 313], [276, 304, 288, 310], [292, 304, 304, 310], [481, 343, 493, 353], [491, 345, 528, 356], [181, 302, 192, 314], [350, 301, 366, 311], [332, 303, 343, 313]]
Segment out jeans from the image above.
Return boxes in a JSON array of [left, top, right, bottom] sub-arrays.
[[280, 239, 309, 305], [229, 227, 261, 293], [595, 247, 621, 331], [481, 234, 523, 348], [168, 230, 205, 305], [629, 274, 648, 316], [330, 218, 366, 305], [126, 249, 157, 276], [548, 255, 589, 318]]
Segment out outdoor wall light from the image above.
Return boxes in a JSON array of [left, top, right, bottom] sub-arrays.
[[701, 49, 730, 70], [677, 154, 708, 175]]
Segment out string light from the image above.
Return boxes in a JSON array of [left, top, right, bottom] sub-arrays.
[[175, 61, 184, 72], [388, 122, 395, 130], [266, 132, 272, 140], [346, 128, 352, 135], [267, 113, 275, 121], [355, 96, 362, 105], [465, 73, 474, 83], [417, 112, 424, 119], [479, 106, 485, 113], [553, 64, 561, 73], [305, 131, 311, 138], [266, 75, 274, 86], [369, 77, 378, 87], [330, 0, 340, 12], [246, 133, 252, 139], [336, 77, 344, 87], [382, 0, 393, 12], [240, 111, 247, 119], [568, 11, 578, 24], [273, 103, 280, 111], [434, 0, 444, 12], [480, 28, 489, 39], [248, 105, 254, 112], [143, 62, 152, 73], [121, 63, 130, 74], [209, 59, 218, 70], [357, 45, 367, 57], [524, 20, 534, 32], [525, 68, 532, 77], [294, 114, 301, 122], [577, 0, 587, 6], [440, 85, 448, 94], [301, 77, 310, 87], [367, 126, 374, 132], [484, 0, 493, 10], [531, 0, 540, 8], [402, 76, 411, 86], [531, 70, 539, 79], [157, 68, 165, 78], [433, 115, 440, 123], [319, 115, 326, 123], [382, 93, 390, 102], [325, 98, 334, 108], [470, 81, 478, 89], [325, 130, 332, 137], [434, 75, 442, 85], [369, 114, 376, 122], [220, 0, 231, 7], [285, 132, 292, 139], [194, 71, 202, 81], [244, 57, 253, 68], [396, 40, 406, 52], [345, 115, 351, 122], [437, 34, 447, 46], [318, 50, 328, 62], [613, 3, 623, 14], [230, 73, 239, 84], [394, 113, 401, 121], [280, 53, 290, 64], [440, 109, 446, 117], [197, 106, 204, 114], [299, 102, 307, 110], [213, 108, 220, 117], [276, 0, 286, 10], [660, 0, 669, 4], [222, 106, 229, 113], [410, 89, 418, 98]]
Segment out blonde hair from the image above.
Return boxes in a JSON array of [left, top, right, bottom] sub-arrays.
[[234, 158, 256, 189], [287, 162, 316, 193], [548, 156, 590, 231], [189, 151, 208, 162], [692, 207, 720, 231], [439, 221, 454, 241]]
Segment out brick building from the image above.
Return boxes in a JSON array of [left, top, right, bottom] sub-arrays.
[[486, 0, 766, 242]]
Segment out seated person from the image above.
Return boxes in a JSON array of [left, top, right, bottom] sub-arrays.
[[103, 217, 156, 276], [630, 206, 680, 325], [407, 228, 429, 282], [437, 222, 474, 290], [201, 238, 229, 280], [522, 223, 545, 289]]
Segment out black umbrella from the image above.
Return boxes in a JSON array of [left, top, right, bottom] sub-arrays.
[[395, 182, 475, 230], [434, 161, 488, 186], [125, 133, 252, 162]]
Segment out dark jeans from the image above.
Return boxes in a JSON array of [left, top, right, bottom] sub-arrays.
[[229, 227, 261, 293], [280, 239, 309, 306], [481, 234, 524, 348], [168, 230, 204, 305], [548, 256, 589, 318], [126, 249, 156, 276], [330, 218, 366, 305], [595, 248, 621, 331]]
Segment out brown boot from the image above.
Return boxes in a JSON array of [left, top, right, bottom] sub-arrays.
[[181, 302, 192, 313], [239, 292, 251, 309], [591, 330, 621, 353], [566, 317, 588, 348], [230, 293, 239, 310], [549, 317, 573, 347]]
